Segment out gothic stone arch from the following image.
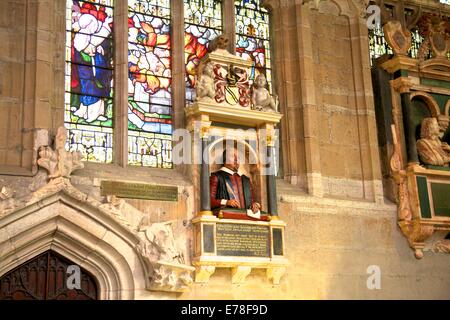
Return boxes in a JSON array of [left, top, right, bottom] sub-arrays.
[[0, 185, 147, 300]]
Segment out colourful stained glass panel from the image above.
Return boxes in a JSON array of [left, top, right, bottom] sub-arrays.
[[368, 25, 393, 63], [235, 0, 272, 92], [65, 0, 114, 163], [184, 0, 223, 101], [128, 0, 173, 168]]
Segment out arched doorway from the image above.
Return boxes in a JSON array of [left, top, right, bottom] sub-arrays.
[[0, 250, 98, 300]]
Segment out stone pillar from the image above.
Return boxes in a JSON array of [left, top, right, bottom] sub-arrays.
[[200, 136, 211, 213], [114, 0, 129, 166], [401, 92, 419, 164], [267, 144, 278, 217]]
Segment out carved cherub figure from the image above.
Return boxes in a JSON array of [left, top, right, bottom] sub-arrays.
[[416, 117, 450, 167], [251, 74, 278, 112], [195, 61, 215, 101]]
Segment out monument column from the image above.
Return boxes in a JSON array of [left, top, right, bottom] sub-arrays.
[[200, 127, 212, 215], [199, 118, 212, 215], [266, 126, 278, 218]]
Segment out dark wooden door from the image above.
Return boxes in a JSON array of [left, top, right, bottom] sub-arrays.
[[0, 250, 98, 300]]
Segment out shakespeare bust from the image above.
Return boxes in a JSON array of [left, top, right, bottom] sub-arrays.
[[416, 117, 450, 166], [210, 147, 264, 220]]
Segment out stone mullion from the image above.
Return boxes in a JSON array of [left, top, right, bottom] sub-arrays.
[[171, 0, 185, 131], [223, 0, 236, 54], [113, 0, 129, 167], [172, 0, 186, 176]]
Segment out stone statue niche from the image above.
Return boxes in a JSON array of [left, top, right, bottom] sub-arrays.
[[208, 139, 264, 220], [416, 117, 450, 166]]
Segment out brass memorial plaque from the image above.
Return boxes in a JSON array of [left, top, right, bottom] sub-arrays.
[[216, 223, 270, 257], [101, 181, 178, 201]]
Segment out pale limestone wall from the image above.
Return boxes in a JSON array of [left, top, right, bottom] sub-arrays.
[[182, 182, 450, 300], [309, 0, 381, 201], [1, 171, 449, 299], [0, 0, 65, 173], [0, 0, 27, 167]]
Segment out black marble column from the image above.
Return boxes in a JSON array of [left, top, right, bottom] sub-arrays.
[[401, 92, 419, 164], [200, 137, 211, 212], [267, 145, 278, 216]]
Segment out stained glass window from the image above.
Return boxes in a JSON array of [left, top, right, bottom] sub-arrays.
[[184, 0, 223, 102], [440, 0, 450, 5], [128, 0, 173, 168], [65, 0, 114, 163], [235, 0, 272, 92], [368, 25, 393, 63]]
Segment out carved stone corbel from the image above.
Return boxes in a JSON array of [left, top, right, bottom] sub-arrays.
[[398, 220, 435, 259], [37, 127, 84, 181], [195, 265, 216, 283], [137, 222, 195, 292], [231, 266, 252, 284], [149, 261, 195, 292], [391, 77, 414, 94], [266, 267, 286, 285]]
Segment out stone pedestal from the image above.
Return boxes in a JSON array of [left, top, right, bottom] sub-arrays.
[[192, 215, 288, 284]]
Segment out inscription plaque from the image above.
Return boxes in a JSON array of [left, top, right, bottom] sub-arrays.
[[101, 181, 178, 201], [216, 223, 270, 257]]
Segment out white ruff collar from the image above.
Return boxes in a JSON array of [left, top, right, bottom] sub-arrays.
[[220, 166, 243, 176]]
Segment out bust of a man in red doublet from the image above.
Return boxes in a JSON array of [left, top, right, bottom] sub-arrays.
[[210, 147, 263, 220]]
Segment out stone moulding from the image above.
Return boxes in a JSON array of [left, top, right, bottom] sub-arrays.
[[185, 101, 283, 127]]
